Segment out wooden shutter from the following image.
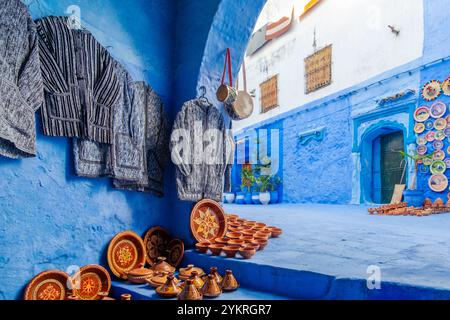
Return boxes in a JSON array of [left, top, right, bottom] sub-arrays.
[[260, 75, 279, 113], [305, 45, 332, 94]]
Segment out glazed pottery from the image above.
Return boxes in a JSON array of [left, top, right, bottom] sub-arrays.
[[208, 244, 225, 256], [269, 228, 283, 238], [253, 239, 268, 250], [255, 232, 270, 240], [223, 246, 240, 258], [156, 274, 182, 298], [166, 239, 185, 268], [206, 267, 223, 284], [125, 267, 154, 284], [178, 279, 203, 300], [241, 236, 254, 243], [190, 199, 227, 243], [244, 221, 257, 227], [221, 270, 239, 292], [201, 275, 222, 298], [24, 270, 70, 300], [70, 265, 111, 300], [226, 231, 242, 239], [228, 222, 241, 228], [255, 222, 267, 228], [195, 242, 210, 254], [179, 265, 205, 281], [189, 271, 205, 290], [152, 257, 176, 274], [241, 229, 257, 236], [237, 218, 248, 224], [245, 243, 260, 251], [228, 226, 241, 233], [239, 247, 256, 259], [121, 294, 132, 301], [215, 237, 229, 245], [147, 272, 179, 288], [228, 239, 245, 246], [143, 226, 171, 266], [259, 192, 271, 205]]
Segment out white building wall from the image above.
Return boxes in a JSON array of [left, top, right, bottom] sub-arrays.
[[234, 0, 424, 131]]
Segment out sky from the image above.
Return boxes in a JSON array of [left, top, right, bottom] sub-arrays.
[[254, 0, 309, 30]]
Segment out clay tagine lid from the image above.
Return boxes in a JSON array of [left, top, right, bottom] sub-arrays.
[[179, 264, 205, 280], [189, 271, 204, 290], [221, 270, 239, 292], [156, 274, 182, 298], [201, 274, 222, 298], [178, 279, 203, 301], [152, 256, 176, 274], [203, 267, 222, 284], [147, 272, 179, 288]]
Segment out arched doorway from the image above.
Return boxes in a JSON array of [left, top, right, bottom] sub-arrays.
[[360, 122, 407, 204]]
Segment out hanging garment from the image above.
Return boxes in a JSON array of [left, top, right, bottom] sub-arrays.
[[170, 99, 232, 202], [0, 0, 44, 159], [113, 84, 169, 197], [36, 16, 120, 144]]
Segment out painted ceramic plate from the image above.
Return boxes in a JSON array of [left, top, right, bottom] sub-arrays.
[[426, 131, 436, 142], [107, 231, 146, 280], [444, 127, 450, 137], [429, 174, 448, 192], [414, 106, 430, 122], [417, 145, 427, 156], [70, 265, 111, 300], [419, 164, 429, 174], [442, 77, 450, 96], [430, 101, 447, 118], [444, 159, 450, 168], [433, 140, 444, 150], [433, 150, 446, 161], [435, 130, 446, 141], [425, 119, 434, 131], [143, 226, 171, 266], [414, 123, 425, 134], [416, 136, 427, 146], [434, 118, 447, 130], [166, 239, 185, 268], [24, 270, 69, 300], [190, 199, 227, 243], [423, 156, 433, 166], [422, 80, 442, 101], [431, 160, 447, 175]]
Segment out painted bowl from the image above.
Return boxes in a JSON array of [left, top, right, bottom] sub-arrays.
[[241, 236, 254, 243], [222, 246, 240, 258], [239, 247, 256, 259], [255, 222, 266, 228], [254, 232, 270, 240], [269, 228, 283, 238], [227, 226, 241, 233], [226, 232, 242, 239], [244, 221, 257, 227], [214, 237, 229, 245], [239, 225, 253, 231], [253, 239, 268, 251], [228, 239, 245, 246], [236, 218, 248, 224], [241, 229, 257, 237], [228, 222, 241, 228], [209, 244, 225, 256], [245, 243, 260, 251], [195, 242, 210, 254]]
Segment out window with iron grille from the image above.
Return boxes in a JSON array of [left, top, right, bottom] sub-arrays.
[[260, 75, 279, 113]]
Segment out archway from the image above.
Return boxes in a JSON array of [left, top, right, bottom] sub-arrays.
[[360, 121, 407, 204]]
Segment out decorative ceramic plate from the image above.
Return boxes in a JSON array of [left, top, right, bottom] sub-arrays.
[[442, 77, 450, 96], [166, 239, 185, 268], [24, 270, 69, 300], [426, 131, 436, 142], [417, 145, 427, 156], [425, 120, 434, 131], [433, 150, 446, 161], [70, 265, 111, 300], [430, 101, 447, 118], [433, 140, 444, 150], [422, 80, 442, 101], [143, 226, 171, 266], [419, 164, 429, 174], [445, 159, 450, 168], [414, 123, 425, 134], [429, 174, 448, 192], [190, 199, 227, 243], [435, 130, 446, 141], [445, 127, 450, 137], [423, 156, 433, 166], [417, 136, 427, 146], [434, 118, 447, 131], [414, 106, 430, 122], [431, 160, 447, 175], [107, 231, 146, 280]]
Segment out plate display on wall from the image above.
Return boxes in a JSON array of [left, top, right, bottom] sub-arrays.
[[414, 123, 425, 134], [434, 118, 447, 131], [444, 159, 450, 168], [442, 77, 450, 96], [417, 136, 427, 146], [107, 231, 146, 280], [422, 80, 442, 101], [166, 239, 185, 267], [426, 131, 435, 142], [190, 199, 227, 243], [143, 226, 171, 266], [430, 160, 447, 175], [445, 127, 450, 137], [433, 150, 446, 161], [24, 270, 69, 300], [423, 156, 433, 166], [430, 101, 447, 118], [435, 130, 446, 141], [433, 140, 444, 150], [413, 106, 430, 122], [417, 145, 427, 156], [429, 174, 448, 192], [70, 265, 111, 300], [425, 119, 434, 131]]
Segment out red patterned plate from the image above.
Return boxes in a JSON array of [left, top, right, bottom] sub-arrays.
[[422, 80, 442, 101], [24, 270, 69, 300], [143, 226, 171, 266], [190, 199, 227, 243], [70, 265, 111, 300], [166, 239, 185, 267], [107, 231, 146, 280]]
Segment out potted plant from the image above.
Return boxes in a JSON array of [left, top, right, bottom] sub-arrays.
[[269, 176, 282, 204], [399, 151, 432, 207], [241, 168, 255, 205], [257, 175, 272, 205]]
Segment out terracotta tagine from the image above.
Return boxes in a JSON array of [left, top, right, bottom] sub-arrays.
[[221, 270, 239, 292], [222, 245, 240, 258], [189, 271, 205, 290], [201, 274, 222, 298], [208, 243, 224, 256], [178, 279, 202, 301], [202, 267, 222, 284], [126, 267, 153, 284], [179, 265, 205, 281], [156, 274, 182, 298], [239, 246, 256, 259], [147, 272, 179, 288], [152, 256, 176, 274], [195, 242, 210, 254]]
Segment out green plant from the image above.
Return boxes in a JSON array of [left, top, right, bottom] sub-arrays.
[[241, 167, 255, 193], [270, 176, 282, 192], [256, 175, 272, 193], [399, 151, 433, 190]]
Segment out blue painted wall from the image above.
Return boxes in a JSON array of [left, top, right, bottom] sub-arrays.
[[0, 0, 176, 300]]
